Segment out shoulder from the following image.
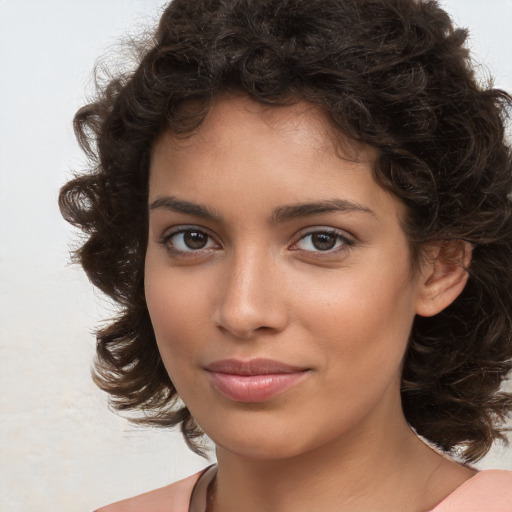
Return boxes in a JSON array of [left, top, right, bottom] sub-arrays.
[[431, 470, 512, 512], [93, 470, 204, 512]]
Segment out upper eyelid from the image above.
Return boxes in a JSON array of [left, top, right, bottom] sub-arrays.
[[293, 226, 354, 241], [161, 224, 217, 239]]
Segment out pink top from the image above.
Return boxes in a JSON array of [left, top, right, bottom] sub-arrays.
[[96, 465, 512, 512], [428, 469, 512, 512]]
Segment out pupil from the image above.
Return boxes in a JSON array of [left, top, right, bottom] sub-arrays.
[[184, 231, 208, 249], [312, 233, 336, 251]]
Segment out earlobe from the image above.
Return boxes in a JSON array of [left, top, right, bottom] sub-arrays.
[[415, 240, 472, 318]]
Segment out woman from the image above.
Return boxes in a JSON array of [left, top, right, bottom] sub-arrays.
[[59, 0, 512, 510]]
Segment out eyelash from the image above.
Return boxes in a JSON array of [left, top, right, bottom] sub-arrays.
[[291, 228, 355, 255], [158, 226, 355, 258], [159, 226, 221, 257]]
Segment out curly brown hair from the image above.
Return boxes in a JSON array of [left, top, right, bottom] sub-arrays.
[[59, 0, 512, 461]]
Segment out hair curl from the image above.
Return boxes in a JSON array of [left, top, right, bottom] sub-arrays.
[[59, 0, 512, 461]]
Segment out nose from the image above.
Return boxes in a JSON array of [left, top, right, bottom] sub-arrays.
[[212, 249, 289, 340]]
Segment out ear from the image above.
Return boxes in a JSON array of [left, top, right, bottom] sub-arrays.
[[415, 240, 472, 318]]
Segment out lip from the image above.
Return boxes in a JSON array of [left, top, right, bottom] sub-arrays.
[[204, 358, 309, 403]]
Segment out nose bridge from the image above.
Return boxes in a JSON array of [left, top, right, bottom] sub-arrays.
[[213, 245, 286, 338]]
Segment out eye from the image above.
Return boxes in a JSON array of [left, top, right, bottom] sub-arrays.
[[292, 229, 354, 253], [161, 227, 219, 253]]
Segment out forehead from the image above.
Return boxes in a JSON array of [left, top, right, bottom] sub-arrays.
[[152, 95, 373, 164], [148, 95, 403, 224]]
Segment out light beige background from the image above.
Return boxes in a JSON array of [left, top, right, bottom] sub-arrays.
[[0, 1, 510, 511]]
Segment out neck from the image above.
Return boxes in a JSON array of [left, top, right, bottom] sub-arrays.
[[209, 399, 472, 512]]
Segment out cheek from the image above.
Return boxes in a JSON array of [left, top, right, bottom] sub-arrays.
[[144, 259, 210, 371], [297, 256, 417, 377], [290, 264, 417, 438], [145, 275, 211, 409]]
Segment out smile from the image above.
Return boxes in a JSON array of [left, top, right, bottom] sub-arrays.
[[204, 358, 310, 402]]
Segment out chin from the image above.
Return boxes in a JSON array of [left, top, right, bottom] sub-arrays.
[[216, 436, 308, 461], [204, 417, 335, 462]]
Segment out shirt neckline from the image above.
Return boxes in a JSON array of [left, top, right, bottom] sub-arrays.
[[188, 466, 505, 512], [189, 464, 218, 512]]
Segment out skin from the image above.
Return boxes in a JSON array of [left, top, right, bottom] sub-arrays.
[[143, 95, 474, 512]]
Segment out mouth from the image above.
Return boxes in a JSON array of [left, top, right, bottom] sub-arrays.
[[204, 358, 310, 403]]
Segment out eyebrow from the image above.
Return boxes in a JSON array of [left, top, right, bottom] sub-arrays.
[[149, 196, 375, 223], [149, 196, 221, 221], [271, 199, 375, 223]]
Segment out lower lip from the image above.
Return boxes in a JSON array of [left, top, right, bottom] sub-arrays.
[[207, 372, 307, 402]]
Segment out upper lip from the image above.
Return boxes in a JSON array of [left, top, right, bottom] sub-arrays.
[[204, 358, 307, 375]]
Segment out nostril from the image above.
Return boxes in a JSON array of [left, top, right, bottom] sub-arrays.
[[213, 306, 287, 340]]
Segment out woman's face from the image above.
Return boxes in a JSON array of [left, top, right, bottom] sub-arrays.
[[145, 96, 426, 460]]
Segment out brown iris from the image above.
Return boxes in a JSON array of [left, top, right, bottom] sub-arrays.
[[184, 230, 209, 249], [311, 232, 337, 251]]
